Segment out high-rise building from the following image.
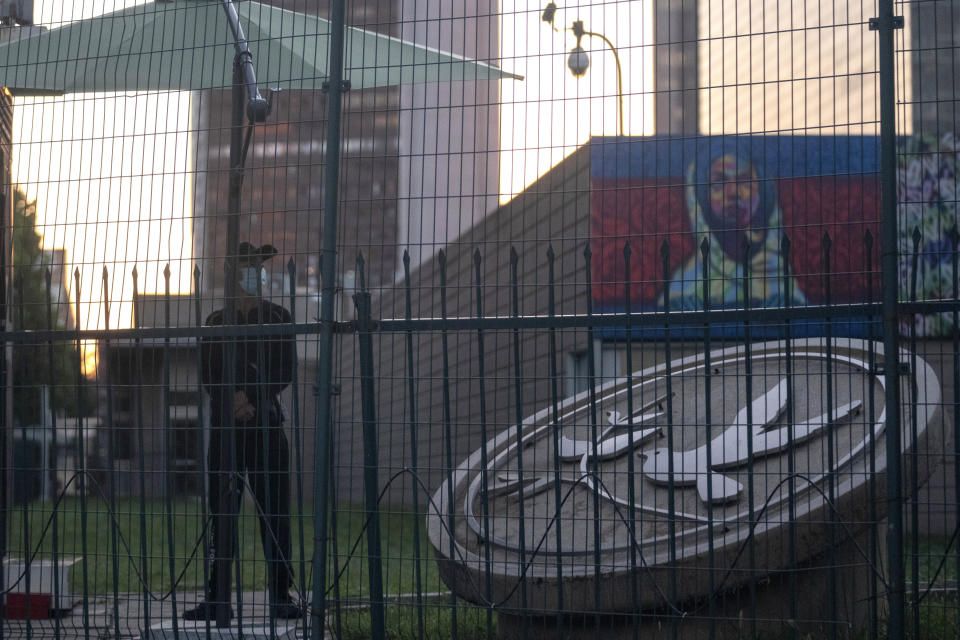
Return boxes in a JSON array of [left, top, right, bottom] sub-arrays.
[[696, 0, 917, 136], [194, 0, 504, 298], [396, 0, 501, 272], [194, 0, 401, 297]]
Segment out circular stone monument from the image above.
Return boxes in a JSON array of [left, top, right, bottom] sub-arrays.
[[426, 339, 939, 615]]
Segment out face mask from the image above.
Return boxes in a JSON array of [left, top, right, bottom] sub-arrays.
[[239, 266, 266, 295]]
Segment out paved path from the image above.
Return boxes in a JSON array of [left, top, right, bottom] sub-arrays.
[[2, 591, 323, 639]]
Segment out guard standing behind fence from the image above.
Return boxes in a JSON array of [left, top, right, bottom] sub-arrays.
[[184, 242, 304, 621]]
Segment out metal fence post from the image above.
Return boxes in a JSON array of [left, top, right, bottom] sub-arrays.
[[401, 251, 426, 639], [353, 255, 386, 640], [161, 265, 180, 633], [508, 246, 529, 636], [437, 250, 459, 640], [192, 265, 214, 639], [545, 245, 565, 640], [44, 267, 62, 640], [72, 268, 91, 640], [472, 248, 495, 640], [14, 275, 33, 640], [659, 239, 679, 636], [907, 228, 923, 639], [287, 258, 308, 605], [101, 267, 121, 640], [131, 267, 152, 632], [310, 0, 348, 636], [876, 1, 906, 637], [583, 243, 604, 639]]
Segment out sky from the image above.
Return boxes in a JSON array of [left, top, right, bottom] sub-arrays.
[[10, 0, 652, 374], [499, 0, 653, 201], [12, 0, 197, 373]]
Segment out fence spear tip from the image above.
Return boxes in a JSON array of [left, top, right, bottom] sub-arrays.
[[355, 253, 367, 292]]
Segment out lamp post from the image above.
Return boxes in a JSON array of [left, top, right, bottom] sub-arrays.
[[543, 3, 625, 136]]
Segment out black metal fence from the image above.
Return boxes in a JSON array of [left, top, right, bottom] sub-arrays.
[[341, 230, 956, 640], [1, 1, 959, 639]]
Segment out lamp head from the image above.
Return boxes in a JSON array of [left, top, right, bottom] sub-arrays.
[[568, 46, 589, 77]]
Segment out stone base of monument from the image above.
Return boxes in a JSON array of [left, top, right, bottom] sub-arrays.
[[498, 525, 886, 640]]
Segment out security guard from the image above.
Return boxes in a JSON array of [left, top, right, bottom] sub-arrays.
[[185, 242, 302, 620]]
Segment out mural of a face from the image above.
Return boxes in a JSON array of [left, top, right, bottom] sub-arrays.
[[707, 154, 761, 230]]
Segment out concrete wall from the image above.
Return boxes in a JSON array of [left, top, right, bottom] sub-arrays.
[[330, 144, 592, 506]]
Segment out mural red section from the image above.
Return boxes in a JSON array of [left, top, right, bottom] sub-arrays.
[[778, 176, 882, 304], [591, 176, 881, 308], [591, 178, 694, 306]]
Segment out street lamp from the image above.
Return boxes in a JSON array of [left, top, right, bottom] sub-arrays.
[[542, 3, 625, 136]]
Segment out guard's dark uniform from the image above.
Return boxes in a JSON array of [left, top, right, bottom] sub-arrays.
[[201, 299, 295, 601]]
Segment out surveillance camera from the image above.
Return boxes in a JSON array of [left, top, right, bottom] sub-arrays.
[[541, 2, 557, 24], [568, 46, 589, 77]]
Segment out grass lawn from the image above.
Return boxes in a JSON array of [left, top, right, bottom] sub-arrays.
[[5, 500, 956, 639], [3, 498, 448, 599], [908, 534, 959, 584], [332, 604, 492, 640], [906, 598, 960, 640], [5, 498, 494, 638]]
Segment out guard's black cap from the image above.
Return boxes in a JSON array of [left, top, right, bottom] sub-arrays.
[[236, 242, 278, 266]]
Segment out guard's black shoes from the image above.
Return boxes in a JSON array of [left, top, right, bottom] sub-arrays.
[[271, 596, 307, 619], [182, 601, 234, 621]]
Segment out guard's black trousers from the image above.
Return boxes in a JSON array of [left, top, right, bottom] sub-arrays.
[[206, 423, 293, 601]]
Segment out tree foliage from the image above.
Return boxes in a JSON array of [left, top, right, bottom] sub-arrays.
[[11, 188, 89, 425]]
